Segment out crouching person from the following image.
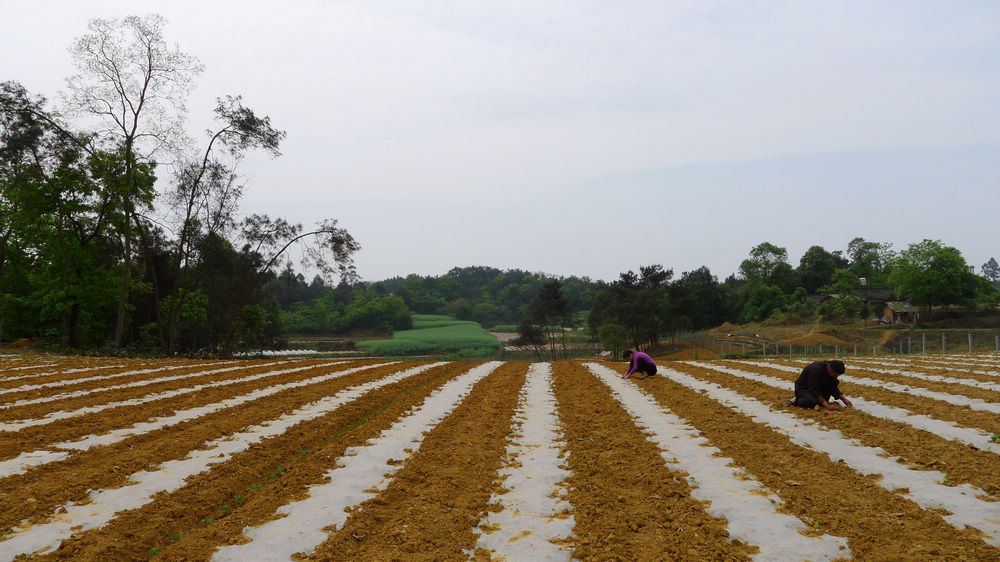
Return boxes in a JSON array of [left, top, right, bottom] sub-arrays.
[[623, 349, 657, 380], [786, 359, 853, 411]]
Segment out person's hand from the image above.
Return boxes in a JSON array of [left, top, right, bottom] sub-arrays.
[[842, 398, 853, 408], [824, 402, 840, 411]]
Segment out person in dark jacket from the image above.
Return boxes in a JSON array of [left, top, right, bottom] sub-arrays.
[[622, 349, 657, 379], [786, 359, 853, 410]]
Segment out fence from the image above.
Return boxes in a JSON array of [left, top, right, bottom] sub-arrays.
[[677, 330, 1000, 360]]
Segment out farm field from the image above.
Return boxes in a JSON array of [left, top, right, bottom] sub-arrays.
[[355, 314, 501, 356], [1, 353, 999, 560]]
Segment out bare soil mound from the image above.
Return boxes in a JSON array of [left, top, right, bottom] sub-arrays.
[[778, 332, 851, 347]]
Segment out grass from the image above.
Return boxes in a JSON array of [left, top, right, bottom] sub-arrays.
[[356, 314, 501, 356]]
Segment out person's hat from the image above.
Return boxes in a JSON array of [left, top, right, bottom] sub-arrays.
[[829, 360, 846, 374]]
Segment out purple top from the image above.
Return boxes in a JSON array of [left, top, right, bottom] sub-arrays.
[[625, 351, 655, 375]]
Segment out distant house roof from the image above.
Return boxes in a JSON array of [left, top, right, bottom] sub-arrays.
[[856, 287, 893, 300], [886, 301, 918, 313], [807, 294, 836, 303]]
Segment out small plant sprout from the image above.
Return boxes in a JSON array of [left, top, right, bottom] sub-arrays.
[[201, 518, 214, 527], [990, 434, 1000, 443], [233, 495, 244, 504], [299, 449, 310, 455], [149, 546, 161, 558], [249, 483, 262, 492], [220, 504, 230, 512], [169, 533, 181, 542]]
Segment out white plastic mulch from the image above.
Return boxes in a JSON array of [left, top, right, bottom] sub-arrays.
[[0, 361, 267, 408], [0, 362, 445, 559], [739, 361, 1000, 415], [211, 361, 503, 562], [0, 362, 222, 396], [474, 362, 574, 560], [694, 362, 1000, 453], [0, 362, 381, 478], [850, 357, 1000, 379], [659, 365, 1000, 547], [0, 362, 343, 432], [585, 363, 850, 561], [0, 362, 136, 382]]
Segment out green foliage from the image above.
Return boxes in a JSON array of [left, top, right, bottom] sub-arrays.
[[818, 295, 864, 320], [982, 257, 1000, 283], [739, 282, 785, 323], [739, 242, 789, 282], [888, 239, 974, 318], [518, 279, 573, 359], [847, 237, 895, 285], [356, 315, 500, 355], [597, 322, 629, 358], [797, 245, 839, 293]]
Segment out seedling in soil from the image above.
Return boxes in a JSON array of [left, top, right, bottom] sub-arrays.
[[299, 449, 310, 456], [991, 434, 1000, 443], [149, 546, 161, 558], [201, 518, 214, 527], [220, 504, 230, 512], [233, 495, 244, 504], [169, 533, 181, 542], [249, 483, 262, 492]]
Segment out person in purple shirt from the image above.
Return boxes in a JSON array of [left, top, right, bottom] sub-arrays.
[[622, 349, 657, 379]]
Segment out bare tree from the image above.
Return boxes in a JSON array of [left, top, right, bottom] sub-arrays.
[[62, 14, 203, 347], [160, 96, 287, 353]]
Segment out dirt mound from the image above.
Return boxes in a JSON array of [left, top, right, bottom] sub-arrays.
[[717, 322, 737, 331], [778, 332, 851, 347]]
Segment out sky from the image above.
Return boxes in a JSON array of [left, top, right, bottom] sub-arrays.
[[3, 1, 999, 283]]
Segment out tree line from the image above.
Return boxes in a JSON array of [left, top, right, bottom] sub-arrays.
[[0, 15, 357, 356], [586, 238, 999, 354]]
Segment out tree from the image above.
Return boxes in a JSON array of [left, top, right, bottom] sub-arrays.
[[588, 266, 671, 348], [669, 266, 726, 330], [1, 82, 129, 348], [846, 237, 894, 285], [738, 242, 789, 282], [520, 279, 573, 360], [888, 239, 971, 319], [797, 245, 838, 293], [62, 14, 204, 347], [739, 282, 785, 323], [982, 257, 1000, 283], [160, 95, 287, 353]]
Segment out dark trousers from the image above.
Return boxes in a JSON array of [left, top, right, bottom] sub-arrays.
[[793, 389, 830, 409]]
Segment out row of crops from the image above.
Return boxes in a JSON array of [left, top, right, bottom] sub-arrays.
[[1, 352, 999, 559]]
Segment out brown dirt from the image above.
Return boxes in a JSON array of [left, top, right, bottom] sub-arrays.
[[551, 362, 756, 560], [675, 362, 1000, 498], [0, 360, 371, 461], [306, 362, 529, 560], [2, 356, 999, 560], [658, 344, 717, 361], [38, 362, 475, 560], [778, 333, 852, 347], [0, 360, 389, 530], [637, 362, 1000, 560]]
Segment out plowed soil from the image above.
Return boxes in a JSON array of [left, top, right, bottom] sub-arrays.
[[1, 355, 999, 561]]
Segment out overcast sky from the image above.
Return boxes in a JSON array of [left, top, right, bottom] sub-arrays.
[[4, 1, 999, 283]]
